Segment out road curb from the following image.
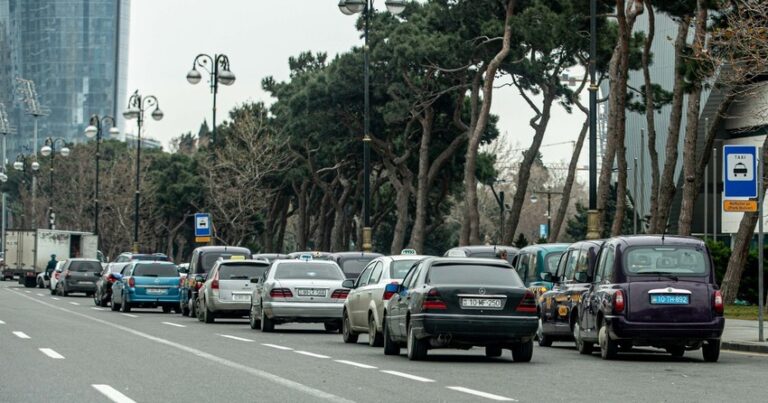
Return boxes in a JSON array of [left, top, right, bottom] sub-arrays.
[[721, 341, 768, 354]]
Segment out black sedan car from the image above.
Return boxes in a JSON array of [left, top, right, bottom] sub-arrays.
[[382, 257, 538, 361]]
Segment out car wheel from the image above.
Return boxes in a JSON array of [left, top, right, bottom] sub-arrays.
[[702, 339, 720, 362], [189, 296, 197, 318], [50, 286, 56, 296], [196, 299, 205, 322], [162, 306, 172, 314], [537, 319, 553, 347], [511, 340, 534, 362], [261, 307, 275, 332], [93, 290, 101, 306], [342, 312, 359, 343], [485, 346, 503, 358], [574, 322, 593, 355], [249, 307, 261, 330], [406, 324, 427, 361], [203, 301, 215, 323], [37, 278, 44, 288], [368, 314, 383, 347], [110, 294, 120, 311], [120, 295, 131, 313], [598, 321, 618, 360], [383, 317, 400, 356], [180, 298, 190, 317]]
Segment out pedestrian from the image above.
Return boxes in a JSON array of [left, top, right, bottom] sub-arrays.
[[45, 254, 57, 275]]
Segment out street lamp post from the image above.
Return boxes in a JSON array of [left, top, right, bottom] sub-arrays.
[[186, 53, 235, 145], [40, 138, 70, 230], [586, 0, 600, 240], [13, 153, 40, 228], [531, 189, 564, 241], [122, 91, 163, 253], [338, 0, 406, 252], [84, 116, 119, 240]]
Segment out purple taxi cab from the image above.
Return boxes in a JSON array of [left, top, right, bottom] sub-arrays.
[[574, 236, 724, 362]]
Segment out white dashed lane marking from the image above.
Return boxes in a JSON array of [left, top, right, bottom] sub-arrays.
[[39, 348, 65, 359], [0, 319, 5, 324], [51, 297, 60, 300], [380, 370, 434, 383], [92, 384, 136, 403], [446, 386, 516, 401], [162, 322, 186, 328], [121, 314, 138, 318], [12, 331, 31, 339], [334, 360, 377, 369], [261, 343, 293, 351], [92, 307, 105, 311], [69, 302, 79, 306], [219, 334, 254, 342], [36, 293, 44, 296], [294, 351, 330, 359]]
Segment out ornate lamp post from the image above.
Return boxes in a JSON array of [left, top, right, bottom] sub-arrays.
[[13, 152, 40, 228], [40, 138, 70, 230], [337, 0, 406, 252], [186, 54, 235, 145], [123, 91, 163, 253], [84, 116, 119, 239], [586, 0, 599, 239]]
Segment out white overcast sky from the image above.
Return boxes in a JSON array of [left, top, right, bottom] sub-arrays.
[[125, 0, 586, 169]]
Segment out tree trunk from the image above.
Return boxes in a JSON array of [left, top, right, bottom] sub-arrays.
[[643, 0, 660, 230], [295, 181, 309, 250], [459, 69, 483, 246], [550, 116, 589, 242], [409, 107, 435, 253], [390, 180, 412, 255], [652, 16, 691, 233], [331, 180, 352, 252]]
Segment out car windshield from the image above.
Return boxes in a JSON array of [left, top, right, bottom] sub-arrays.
[[133, 264, 179, 277], [219, 264, 268, 280], [625, 247, 708, 276], [341, 259, 373, 278], [391, 260, 419, 279], [69, 261, 101, 272], [274, 263, 344, 280], [544, 252, 564, 274], [427, 264, 524, 287], [201, 252, 249, 273]]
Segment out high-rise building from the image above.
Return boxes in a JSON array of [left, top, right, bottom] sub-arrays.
[[0, 0, 130, 156]]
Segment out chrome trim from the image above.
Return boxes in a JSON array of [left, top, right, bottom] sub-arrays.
[[648, 287, 692, 295], [411, 313, 536, 320]]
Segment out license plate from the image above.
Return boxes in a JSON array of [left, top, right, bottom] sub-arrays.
[[650, 294, 689, 305], [232, 294, 251, 302], [79, 281, 93, 285], [147, 288, 166, 295], [461, 298, 503, 309], [297, 288, 326, 297]]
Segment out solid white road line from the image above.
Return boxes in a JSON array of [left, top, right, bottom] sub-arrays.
[[295, 351, 330, 359], [334, 360, 377, 369], [162, 322, 186, 328], [39, 348, 65, 359], [446, 386, 516, 401], [121, 314, 138, 318], [219, 334, 254, 342], [262, 343, 293, 351], [11, 289, 353, 403], [92, 385, 136, 403], [380, 370, 435, 383], [69, 302, 79, 306], [12, 331, 30, 339]]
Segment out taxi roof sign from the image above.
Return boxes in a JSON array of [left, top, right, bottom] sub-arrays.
[[298, 253, 314, 262], [400, 249, 417, 255], [229, 255, 246, 260]]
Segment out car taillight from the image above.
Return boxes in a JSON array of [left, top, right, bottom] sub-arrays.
[[516, 290, 537, 313], [270, 288, 293, 298], [383, 282, 397, 300], [128, 277, 135, 288], [331, 289, 349, 299], [613, 290, 625, 314], [422, 288, 447, 310], [211, 272, 219, 290], [107, 275, 116, 283], [713, 290, 724, 314]]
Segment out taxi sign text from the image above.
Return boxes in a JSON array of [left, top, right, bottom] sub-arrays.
[[723, 200, 758, 212]]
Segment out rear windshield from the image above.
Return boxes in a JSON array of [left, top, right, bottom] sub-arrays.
[[545, 252, 564, 274], [468, 252, 496, 258], [133, 264, 179, 277], [341, 259, 373, 278], [132, 254, 170, 261], [391, 260, 419, 279], [274, 263, 344, 280], [70, 261, 102, 272], [427, 264, 524, 287], [219, 264, 269, 280], [201, 252, 250, 273], [625, 247, 708, 276]]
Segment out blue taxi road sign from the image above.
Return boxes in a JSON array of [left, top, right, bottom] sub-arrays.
[[194, 213, 212, 237], [724, 145, 758, 198]]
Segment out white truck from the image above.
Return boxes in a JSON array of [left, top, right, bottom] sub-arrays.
[[1, 229, 99, 287]]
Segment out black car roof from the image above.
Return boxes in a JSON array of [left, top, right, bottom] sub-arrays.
[[609, 235, 705, 248], [425, 256, 512, 268]]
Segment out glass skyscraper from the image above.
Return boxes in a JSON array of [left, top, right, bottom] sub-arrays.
[[0, 0, 130, 155]]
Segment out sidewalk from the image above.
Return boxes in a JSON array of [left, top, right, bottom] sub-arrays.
[[722, 318, 768, 353]]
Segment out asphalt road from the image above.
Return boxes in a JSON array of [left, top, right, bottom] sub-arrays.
[[1, 281, 765, 403]]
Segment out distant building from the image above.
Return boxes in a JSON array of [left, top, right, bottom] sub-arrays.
[[124, 133, 162, 151], [0, 0, 131, 155]]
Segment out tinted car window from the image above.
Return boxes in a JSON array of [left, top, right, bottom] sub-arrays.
[[544, 252, 563, 275], [219, 264, 268, 280], [341, 259, 372, 278], [133, 264, 179, 277], [274, 263, 344, 280], [625, 247, 708, 276], [69, 261, 102, 272], [427, 264, 524, 287], [391, 260, 419, 279], [563, 250, 580, 280], [201, 252, 249, 273]]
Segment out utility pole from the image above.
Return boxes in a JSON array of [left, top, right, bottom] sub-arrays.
[[17, 78, 48, 228]]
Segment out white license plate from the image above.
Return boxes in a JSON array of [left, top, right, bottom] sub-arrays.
[[297, 288, 326, 297], [461, 298, 503, 309], [232, 294, 251, 302], [147, 288, 166, 295]]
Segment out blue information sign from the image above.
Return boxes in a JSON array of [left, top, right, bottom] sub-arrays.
[[723, 145, 758, 198], [539, 224, 548, 239], [194, 213, 212, 237]]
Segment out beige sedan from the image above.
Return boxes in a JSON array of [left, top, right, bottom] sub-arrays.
[[341, 254, 427, 346]]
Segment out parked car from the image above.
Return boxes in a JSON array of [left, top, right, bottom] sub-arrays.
[[252, 253, 290, 263], [342, 253, 428, 346], [48, 261, 66, 295], [180, 246, 252, 317], [93, 262, 132, 307], [537, 240, 604, 346], [329, 252, 383, 279], [574, 235, 725, 361], [111, 261, 182, 313], [443, 245, 518, 265], [382, 257, 538, 361], [250, 259, 348, 332], [512, 244, 569, 293], [36, 261, 60, 289], [54, 259, 103, 297], [196, 259, 270, 323], [287, 251, 333, 260], [112, 252, 172, 263]]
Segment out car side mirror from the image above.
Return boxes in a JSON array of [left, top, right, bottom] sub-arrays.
[[250, 278, 259, 284], [540, 272, 553, 282], [342, 279, 356, 289]]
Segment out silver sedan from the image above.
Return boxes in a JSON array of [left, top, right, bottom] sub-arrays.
[[250, 260, 349, 332], [197, 259, 270, 323]]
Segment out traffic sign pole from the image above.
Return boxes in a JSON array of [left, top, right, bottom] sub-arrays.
[[759, 147, 764, 342]]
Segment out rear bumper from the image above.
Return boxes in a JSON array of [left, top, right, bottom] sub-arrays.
[[264, 301, 343, 321], [65, 282, 96, 292], [413, 313, 538, 343], [128, 290, 181, 304], [607, 315, 725, 341], [210, 299, 251, 313]]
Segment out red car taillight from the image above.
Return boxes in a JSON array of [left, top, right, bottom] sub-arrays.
[[613, 290, 625, 314], [107, 275, 116, 283], [211, 272, 220, 290], [331, 289, 349, 299], [713, 290, 724, 314], [128, 277, 135, 288], [422, 289, 447, 310], [270, 288, 293, 298], [516, 291, 537, 313]]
